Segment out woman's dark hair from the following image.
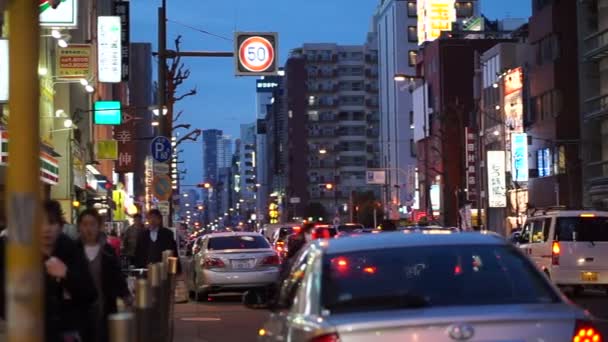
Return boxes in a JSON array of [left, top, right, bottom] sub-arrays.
[[43, 200, 66, 225], [148, 209, 162, 219], [77, 208, 103, 227]]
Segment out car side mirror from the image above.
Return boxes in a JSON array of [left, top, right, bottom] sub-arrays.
[[242, 289, 271, 310]]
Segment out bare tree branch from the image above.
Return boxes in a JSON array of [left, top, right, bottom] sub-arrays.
[[173, 87, 197, 102], [173, 110, 184, 123], [176, 128, 202, 146]]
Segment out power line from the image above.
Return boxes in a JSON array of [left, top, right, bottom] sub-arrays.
[[168, 19, 233, 42]]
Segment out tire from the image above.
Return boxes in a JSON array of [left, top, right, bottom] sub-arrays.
[[195, 289, 209, 302]]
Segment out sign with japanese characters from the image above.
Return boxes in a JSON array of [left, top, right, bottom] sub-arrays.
[[114, 107, 137, 173], [464, 127, 477, 200], [0, 39, 7, 103], [97, 16, 122, 83], [487, 151, 507, 208], [96, 140, 118, 160], [112, 0, 130, 81], [56, 44, 91, 80], [417, 0, 456, 45]]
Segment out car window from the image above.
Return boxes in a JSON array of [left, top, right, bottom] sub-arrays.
[[277, 248, 311, 309], [555, 217, 608, 242], [321, 244, 559, 314], [531, 219, 550, 243], [207, 235, 270, 250]]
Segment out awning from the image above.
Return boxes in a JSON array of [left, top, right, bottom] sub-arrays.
[[0, 130, 60, 185]]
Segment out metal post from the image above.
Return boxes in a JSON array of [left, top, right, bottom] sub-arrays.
[[135, 279, 152, 342], [167, 256, 179, 342], [6, 1, 44, 341], [147, 263, 162, 342], [373, 208, 377, 229], [109, 312, 135, 342], [159, 250, 172, 342]]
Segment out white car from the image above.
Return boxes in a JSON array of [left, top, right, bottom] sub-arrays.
[[188, 232, 281, 301], [516, 209, 608, 293], [245, 232, 600, 342]]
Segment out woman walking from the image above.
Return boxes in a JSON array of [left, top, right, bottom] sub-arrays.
[[77, 209, 131, 342]]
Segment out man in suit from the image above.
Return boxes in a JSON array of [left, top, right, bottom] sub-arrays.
[[134, 209, 181, 273]]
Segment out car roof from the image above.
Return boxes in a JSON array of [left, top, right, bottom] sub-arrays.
[[206, 232, 263, 238], [315, 231, 506, 255], [529, 210, 608, 218]]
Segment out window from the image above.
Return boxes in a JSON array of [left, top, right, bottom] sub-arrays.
[[208, 235, 270, 250], [410, 139, 417, 157], [407, 1, 417, 17], [408, 26, 417, 42], [455, 2, 474, 17], [555, 217, 608, 242], [321, 245, 559, 314], [408, 50, 418, 67], [531, 219, 550, 243], [536, 34, 560, 65]]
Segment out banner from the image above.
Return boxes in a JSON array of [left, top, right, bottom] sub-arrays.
[[366, 170, 386, 184], [113, 0, 130, 81], [487, 151, 507, 208], [98, 16, 122, 83], [114, 107, 137, 173], [464, 127, 477, 200]]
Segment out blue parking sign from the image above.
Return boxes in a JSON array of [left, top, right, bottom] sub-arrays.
[[150, 136, 172, 163]]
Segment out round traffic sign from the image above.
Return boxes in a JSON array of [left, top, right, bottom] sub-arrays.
[[150, 136, 172, 163], [238, 36, 275, 73], [152, 174, 172, 201]]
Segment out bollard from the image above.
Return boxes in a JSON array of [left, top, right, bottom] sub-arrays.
[[167, 257, 179, 342], [109, 312, 135, 342], [135, 279, 152, 342], [147, 263, 162, 342], [159, 250, 173, 341]]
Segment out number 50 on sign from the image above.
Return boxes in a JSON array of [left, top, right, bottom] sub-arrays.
[[235, 32, 278, 76]]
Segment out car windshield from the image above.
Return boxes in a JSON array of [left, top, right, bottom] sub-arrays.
[[338, 224, 364, 232], [321, 244, 559, 313], [555, 217, 608, 242], [208, 235, 270, 250]]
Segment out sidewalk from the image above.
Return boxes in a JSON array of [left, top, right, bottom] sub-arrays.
[[0, 320, 5, 340]]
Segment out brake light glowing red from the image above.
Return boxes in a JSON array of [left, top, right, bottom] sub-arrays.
[[552, 241, 561, 265], [310, 333, 340, 342], [454, 265, 462, 275], [573, 320, 602, 342], [293, 226, 301, 233], [202, 257, 225, 269], [260, 255, 281, 266]]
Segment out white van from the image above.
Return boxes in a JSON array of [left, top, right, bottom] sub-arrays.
[[517, 209, 608, 293]]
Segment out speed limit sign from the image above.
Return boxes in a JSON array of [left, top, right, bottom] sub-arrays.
[[235, 32, 278, 76]]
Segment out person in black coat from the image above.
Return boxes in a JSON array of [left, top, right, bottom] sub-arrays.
[[134, 209, 181, 273], [0, 200, 97, 342], [76, 209, 131, 342]]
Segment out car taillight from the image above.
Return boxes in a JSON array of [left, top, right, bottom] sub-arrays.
[[260, 255, 281, 266], [552, 241, 561, 265], [573, 320, 602, 342], [202, 257, 225, 269], [310, 333, 340, 342]]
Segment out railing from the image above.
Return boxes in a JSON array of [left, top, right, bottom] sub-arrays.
[[584, 27, 608, 60], [583, 93, 608, 120]]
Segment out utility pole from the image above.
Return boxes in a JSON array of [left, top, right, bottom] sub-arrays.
[[6, 0, 44, 341]]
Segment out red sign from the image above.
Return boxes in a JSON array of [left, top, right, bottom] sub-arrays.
[[465, 127, 477, 200], [503, 67, 523, 96]]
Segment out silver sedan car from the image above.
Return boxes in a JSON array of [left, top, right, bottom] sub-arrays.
[[246, 232, 601, 342], [189, 232, 280, 301]]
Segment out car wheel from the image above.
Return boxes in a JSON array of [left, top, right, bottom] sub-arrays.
[[195, 290, 209, 302]]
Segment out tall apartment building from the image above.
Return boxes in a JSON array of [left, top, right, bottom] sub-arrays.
[[239, 123, 257, 215], [578, 0, 608, 208], [291, 38, 381, 220], [374, 0, 481, 219]]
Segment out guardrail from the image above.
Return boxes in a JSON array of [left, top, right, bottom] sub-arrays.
[[110, 250, 179, 342]]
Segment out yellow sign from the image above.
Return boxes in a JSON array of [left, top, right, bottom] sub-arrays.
[[96, 140, 118, 160], [418, 0, 456, 45], [113, 189, 126, 221], [56, 44, 91, 80]]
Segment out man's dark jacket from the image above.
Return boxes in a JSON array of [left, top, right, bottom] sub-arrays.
[[133, 227, 181, 273], [0, 233, 98, 342]]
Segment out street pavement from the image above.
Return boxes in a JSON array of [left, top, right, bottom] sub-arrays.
[[174, 294, 268, 342], [173, 291, 608, 342]]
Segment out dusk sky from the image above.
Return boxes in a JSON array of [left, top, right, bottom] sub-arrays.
[[131, 0, 532, 185]]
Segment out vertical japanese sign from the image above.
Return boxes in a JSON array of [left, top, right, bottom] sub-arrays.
[[97, 16, 122, 83], [464, 127, 477, 200], [114, 108, 135, 173], [0, 39, 8, 103], [511, 133, 529, 182], [113, 0, 130, 81], [417, 0, 456, 45], [487, 151, 507, 208]]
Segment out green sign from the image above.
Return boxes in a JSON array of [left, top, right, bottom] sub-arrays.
[[94, 101, 122, 125]]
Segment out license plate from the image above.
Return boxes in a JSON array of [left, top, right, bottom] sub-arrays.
[[231, 259, 254, 269], [581, 271, 599, 282]]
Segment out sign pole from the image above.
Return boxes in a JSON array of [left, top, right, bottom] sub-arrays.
[[6, 0, 44, 341]]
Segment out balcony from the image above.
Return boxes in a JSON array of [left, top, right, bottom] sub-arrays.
[[584, 27, 608, 61], [586, 159, 608, 197], [583, 93, 608, 120], [366, 85, 379, 93]]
